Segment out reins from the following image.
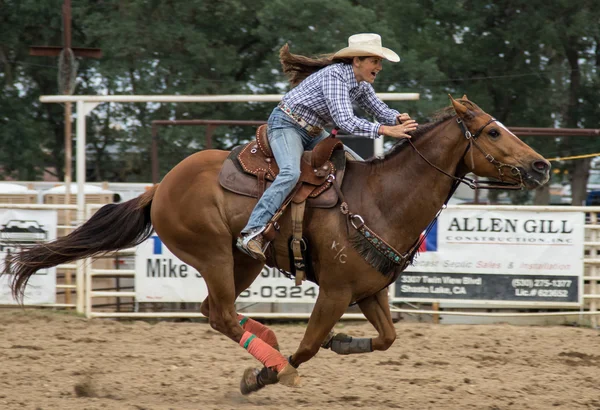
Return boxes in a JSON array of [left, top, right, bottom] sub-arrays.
[[407, 116, 525, 191], [330, 112, 526, 283]]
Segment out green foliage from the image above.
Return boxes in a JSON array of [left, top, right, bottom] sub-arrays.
[[1, 0, 599, 198]]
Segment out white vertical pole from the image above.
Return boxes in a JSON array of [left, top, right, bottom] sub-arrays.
[[76, 101, 87, 224], [590, 213, 598, 328], [374, 137, 385, 157], [75, 100, 85, 314], [85, 256, 93, 318], [74, 101, 99, 314], [76, 259, 85, 315]]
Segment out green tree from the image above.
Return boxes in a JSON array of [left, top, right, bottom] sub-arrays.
[[2, 0, 598, 195], [0, 0, 66, 180], [545, 1, 600, 205]]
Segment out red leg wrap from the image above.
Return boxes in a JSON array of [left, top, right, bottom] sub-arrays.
[[239, 331, 287, 372], [237, 314, 279, 348]]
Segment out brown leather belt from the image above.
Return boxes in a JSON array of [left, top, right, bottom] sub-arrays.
[[278, 102, 323, 137]]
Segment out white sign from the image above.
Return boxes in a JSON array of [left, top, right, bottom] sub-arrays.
[[135, 236, 208, 302], [237, 267, 318, 303], [394, 208, 585, 306], [0, 210, 57, 304], [135, 235, 319, 303]]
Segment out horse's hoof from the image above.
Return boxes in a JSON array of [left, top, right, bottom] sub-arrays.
[[321, 331, 335, 349], [258, 366, 279, 385], [277, 363, 301, 387], [240, 367, 264, 395]]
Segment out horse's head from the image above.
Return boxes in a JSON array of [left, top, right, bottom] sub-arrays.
[[449, 95, 550, 189]]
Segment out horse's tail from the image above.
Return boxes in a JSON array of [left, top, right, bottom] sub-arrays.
[[5, 185, 159, 301]]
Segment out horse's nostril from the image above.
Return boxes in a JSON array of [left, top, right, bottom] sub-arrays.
[[532, 160, 550, 174]]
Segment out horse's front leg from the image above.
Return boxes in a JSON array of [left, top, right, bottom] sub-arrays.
[[322, 288, 396, 354], [288, 290, 352, 368]]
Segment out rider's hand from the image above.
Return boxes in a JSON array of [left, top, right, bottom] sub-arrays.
[[396, 113, 412, 124], [380, 119, 418, 139]]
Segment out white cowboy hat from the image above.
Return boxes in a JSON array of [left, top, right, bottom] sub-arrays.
[[333, 33, 400, 63]]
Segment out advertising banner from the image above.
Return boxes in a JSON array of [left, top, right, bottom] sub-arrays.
[[393, 208, 585, 306], [0, 210, 57, 304], [135, 235, 318, 303]]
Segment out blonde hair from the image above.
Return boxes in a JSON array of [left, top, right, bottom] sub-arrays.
[[279, 43, 355, 87]]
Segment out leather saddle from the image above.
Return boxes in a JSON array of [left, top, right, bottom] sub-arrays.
[[219, 124, 348, 208]]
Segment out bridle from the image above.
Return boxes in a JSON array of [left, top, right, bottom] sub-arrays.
[[408, 115, 525, 191], [328, 112, 528, 296], [328, 111, 529, 285]]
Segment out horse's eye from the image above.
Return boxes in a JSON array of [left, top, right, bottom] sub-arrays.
[[488, 129, 500, 139]]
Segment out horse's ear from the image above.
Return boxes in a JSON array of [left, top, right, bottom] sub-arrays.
[[449, 94, 469, 118], [449, 94, 475, 120]]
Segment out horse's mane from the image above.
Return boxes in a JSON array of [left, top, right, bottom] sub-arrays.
[[354, 99, 478, 276], [366, 99, 478, 165]]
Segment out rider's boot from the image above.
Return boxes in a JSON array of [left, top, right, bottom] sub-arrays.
[[236, 227, 268, 262]]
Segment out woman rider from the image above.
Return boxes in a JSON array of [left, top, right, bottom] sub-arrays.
[[237, 33, 418, 261]]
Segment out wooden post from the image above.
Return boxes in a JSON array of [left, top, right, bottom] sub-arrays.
[[432, 302, 440, 324], [151, 124, 159, 184], [205, 124, 216, 150], [28, 0, 101, 309]]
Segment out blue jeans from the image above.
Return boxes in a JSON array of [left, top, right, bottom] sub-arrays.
[[242, 107, 362, 233]]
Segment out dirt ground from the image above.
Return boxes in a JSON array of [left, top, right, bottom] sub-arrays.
[[0, 309, 599, 410]]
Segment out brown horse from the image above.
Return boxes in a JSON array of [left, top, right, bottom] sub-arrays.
[[4, 96, 550, 394]]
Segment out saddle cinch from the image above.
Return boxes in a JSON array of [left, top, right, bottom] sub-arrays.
[[219, 124, 348, 284]]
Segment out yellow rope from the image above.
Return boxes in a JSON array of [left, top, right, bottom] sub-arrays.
[[547, 152, 600, 162]]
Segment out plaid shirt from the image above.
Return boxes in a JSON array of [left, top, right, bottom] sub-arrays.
[[281, 63, 400, 138]]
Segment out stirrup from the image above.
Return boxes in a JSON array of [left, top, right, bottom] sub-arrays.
[[236, 227, 268, 261], [236, 238, 267, 261]]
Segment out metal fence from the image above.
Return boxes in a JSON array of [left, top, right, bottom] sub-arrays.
[[1, 202, 600, 327]]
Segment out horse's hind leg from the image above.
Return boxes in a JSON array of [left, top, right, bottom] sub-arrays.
[[322, 288, 396, 355], [200, 253, 280, 349], [198, 251, 291, 394]]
